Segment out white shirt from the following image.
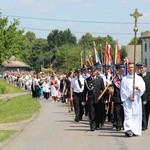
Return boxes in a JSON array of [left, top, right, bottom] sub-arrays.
[[81, 73, 90, 79], [71, 75, 85, 93]]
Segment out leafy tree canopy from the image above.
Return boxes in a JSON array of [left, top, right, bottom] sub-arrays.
[[0, 17, 25, 63], [47, 28, 77, 50], [55, 44, 82, 72]]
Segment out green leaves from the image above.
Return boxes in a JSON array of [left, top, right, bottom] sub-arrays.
[[55, 44, 82, 71], [0, 17, 25, 64], [47, 28, 77, 50]]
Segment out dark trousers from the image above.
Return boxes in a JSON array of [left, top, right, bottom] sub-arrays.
[[88, 102, 100, 129], [31, 84, 38, 98], [113, 103, 124, 128], [88, 100, 105, 129], [73, 92, 84, 120], [142, 101, 150, 129], [45, 92, 50, 99]]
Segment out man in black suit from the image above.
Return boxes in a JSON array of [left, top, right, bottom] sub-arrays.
[[136, 62, 150, 130], [84, 66, 105, 131], [112, 64, 124, 131]]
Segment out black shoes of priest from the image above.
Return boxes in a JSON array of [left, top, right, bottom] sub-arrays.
[[125, 130, 138, 137]]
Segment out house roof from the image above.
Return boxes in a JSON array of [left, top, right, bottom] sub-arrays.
[[2, 60, 30, 68], [140, 32, 150, 38]]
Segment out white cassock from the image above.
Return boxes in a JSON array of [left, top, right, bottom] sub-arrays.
[[120, 73, 145, 135]]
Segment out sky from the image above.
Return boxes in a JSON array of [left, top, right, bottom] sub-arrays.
[[0, 0, 150, 46]]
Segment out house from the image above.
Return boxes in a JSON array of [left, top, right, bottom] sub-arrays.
[[0, 56, 30, 72], [140, 31, 150, 71], [125, 45, 141, 63]]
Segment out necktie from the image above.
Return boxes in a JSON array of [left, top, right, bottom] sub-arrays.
[[78, 77, 82, 88], [105, 73, 108, 79]]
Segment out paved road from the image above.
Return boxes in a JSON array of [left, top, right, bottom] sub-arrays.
[[1, 99, 150, 150]]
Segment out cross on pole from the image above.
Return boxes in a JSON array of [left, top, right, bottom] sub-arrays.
[[130, 9, 142, 98]]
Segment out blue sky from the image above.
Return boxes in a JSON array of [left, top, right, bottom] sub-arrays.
[[0, 0, 150, 46]]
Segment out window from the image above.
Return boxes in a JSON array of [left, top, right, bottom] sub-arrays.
[[145, 58, 147, 65], [145, 43, 147, 52]]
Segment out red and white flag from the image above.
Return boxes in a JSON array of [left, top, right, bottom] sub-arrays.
[[105, 42, 112, 65], [115, 42, 121, 64]]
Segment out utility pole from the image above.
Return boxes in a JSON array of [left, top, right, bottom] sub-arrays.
[[130, 8, 142, 98]]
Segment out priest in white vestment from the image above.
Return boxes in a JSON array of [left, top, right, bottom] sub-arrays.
[[120, 62, 145, 137]]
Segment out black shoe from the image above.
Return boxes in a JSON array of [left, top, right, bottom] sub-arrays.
[[125, 130, 133, 137], [116, 127, 121, 131], [79, 118, 83, 121], [142, 127, 147, 131], [90, 128, 95, 131], [74, 118, 79, 122]]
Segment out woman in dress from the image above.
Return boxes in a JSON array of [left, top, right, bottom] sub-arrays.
[[62, 71, 74, 112]]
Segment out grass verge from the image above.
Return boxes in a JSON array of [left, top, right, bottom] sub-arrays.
[[0, 79, 24, 94], [0, 95, 40, 123], [0, 130, 17, 142]]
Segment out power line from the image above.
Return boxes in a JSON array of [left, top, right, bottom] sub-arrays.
[[20, 26, 140, 35], [3, 14, 150, 25]]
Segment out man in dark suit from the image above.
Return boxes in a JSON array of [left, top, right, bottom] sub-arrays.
[[84, 66, 105, 131], [112, 64, 124, 131], [136, 62, 150, 130]]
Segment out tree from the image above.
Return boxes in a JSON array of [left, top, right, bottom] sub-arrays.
[[55, 44, 82, 72], [128, 37, 140, 45], [120, 46, 127, 62], [47, 29, 77, 50], [28, 38, 49, 72], [0, 17, 25, 64], [78, 34, 116, 65]]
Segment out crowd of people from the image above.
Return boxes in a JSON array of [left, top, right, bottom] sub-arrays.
[[2, 61, 150, 137]]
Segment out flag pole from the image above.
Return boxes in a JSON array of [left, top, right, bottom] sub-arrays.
[[130, 9, 142, 98], [114, 41, 118, 64]]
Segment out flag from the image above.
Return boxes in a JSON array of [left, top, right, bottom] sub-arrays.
[[93, 41, 101, 65], [115, 42, 121, 64], [124, 57, 130, 75], [88, 55, 94, 66], [105, 42, 112, 65], [81, 56, 83, 67], [86, 58, 92, 66]]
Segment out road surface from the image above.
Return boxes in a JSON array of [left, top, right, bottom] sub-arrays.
[[1, 99, 150, 150]]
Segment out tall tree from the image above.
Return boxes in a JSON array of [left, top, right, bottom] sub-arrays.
[[0, 17, 25, 64], [47, 29, 77, 50], [28, 38, 49, 72], [55, 44, 82, 72]]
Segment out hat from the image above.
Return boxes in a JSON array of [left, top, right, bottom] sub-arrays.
[[94, 62, 101, 67], [96, 65, 103, 70], [115, 64, 125, 69], [103, 64, 110, 69], [89, 66, 96, 72], [81, 66, 88, 71], [136, 62, 147, 67], [74, 68, 81, 73]]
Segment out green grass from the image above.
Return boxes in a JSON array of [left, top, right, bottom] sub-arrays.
[[0, 79, 24, 94], [0, 130, 17, 142], [0, 95, 40, 123]]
